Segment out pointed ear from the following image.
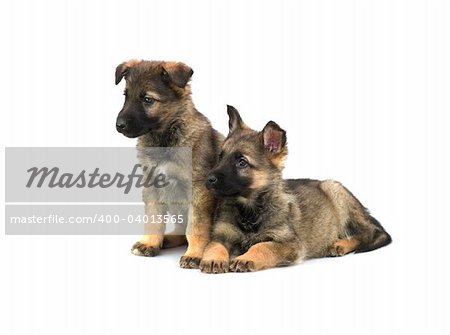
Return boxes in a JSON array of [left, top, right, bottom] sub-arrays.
[[227, 105, 247, 134], [115, 59, 141, 85], [161, 62, 193, 88], [261, 121, 287, 156]]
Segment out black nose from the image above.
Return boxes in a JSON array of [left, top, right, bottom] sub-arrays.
[[116, 118, 127, 131], [205, 174, 218, 188]]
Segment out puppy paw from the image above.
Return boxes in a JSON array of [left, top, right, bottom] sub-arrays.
[[179, 255, 201, 269], [199, 259, 229, 274], [327, 240, 350, 257], [131, 241, 161, 257], [229, 259, 256, 272]]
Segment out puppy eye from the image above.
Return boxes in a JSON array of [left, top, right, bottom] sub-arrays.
[[143, 96, 155, 105], [236, 157, 248, 168]]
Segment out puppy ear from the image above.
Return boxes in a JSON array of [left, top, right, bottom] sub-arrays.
[[227, 105, 247, 134], [261, 121, 287, 156], [161, 62, 194, 88], [115, 59, 141, 85]]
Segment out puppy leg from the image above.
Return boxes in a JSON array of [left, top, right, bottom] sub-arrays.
[[180, 188, 214, 269], [131, 204, 165, 257], [131, 235, 163, 256], [230, 241, 301, 272], [179, 209, 211, 269], [180, 235, 210, 268], [200, 221, 244, 273], [199, 242, 230, 274]]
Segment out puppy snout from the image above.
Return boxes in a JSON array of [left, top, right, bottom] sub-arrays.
[[116, 116, 128, 132], [205, 173, 219, 189]]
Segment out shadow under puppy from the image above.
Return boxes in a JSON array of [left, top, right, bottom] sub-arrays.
[[199, 106, 392, 273]]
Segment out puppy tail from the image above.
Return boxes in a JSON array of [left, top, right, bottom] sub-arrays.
[[320, 179, 392, 254], [354, 215, 392, 253]]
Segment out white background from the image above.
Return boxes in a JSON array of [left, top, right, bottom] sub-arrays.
[[0, 0, 449, 334]]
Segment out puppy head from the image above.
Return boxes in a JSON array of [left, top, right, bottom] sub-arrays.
[[115, 60, 194, 138], [205, 105, 287, 198]]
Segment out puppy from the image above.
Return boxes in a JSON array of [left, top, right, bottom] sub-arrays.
[[199, 106, 391, 273], [115, 60, 223, 268]]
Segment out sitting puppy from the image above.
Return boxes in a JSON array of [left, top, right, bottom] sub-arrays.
[[199, 106, 391, 273]]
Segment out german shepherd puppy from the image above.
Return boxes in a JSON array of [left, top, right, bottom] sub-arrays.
[[115, 60, 223, 268], [199, 106, 391, 273]]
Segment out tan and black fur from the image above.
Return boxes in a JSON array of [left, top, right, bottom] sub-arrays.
[[115, 60, 223, 268], [199, 106, 391, 273]]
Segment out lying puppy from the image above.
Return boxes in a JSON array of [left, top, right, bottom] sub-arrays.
[[199, 106, 391, 273]]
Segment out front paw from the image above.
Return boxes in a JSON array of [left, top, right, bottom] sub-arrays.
[[179, 255, 201, 269], [131, 241, 161, 257], [229, 258, 256, 272], [199, 259, 229, 274]]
